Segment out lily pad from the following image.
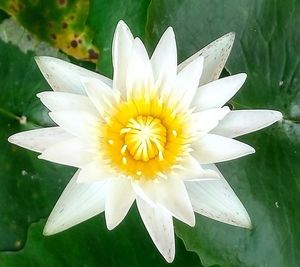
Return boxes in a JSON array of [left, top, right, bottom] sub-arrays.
[[0, 211, 202, 267], [0, 0, 99, 62], [0, 39, 76, 251], [146, 0, 300, 266], [0, 18, 68, 58], [86, 0, 151, 76]]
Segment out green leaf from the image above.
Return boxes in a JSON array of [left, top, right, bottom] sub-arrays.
[[0, 210, 202, 267], [0, 39, 75, 251], [176, 125, 300, 267], [0, 0, 99, 62], [86, 0, 151, 76], [0, 8, 8, 22], [0, 18, 68, 58], [146, 0, 300, 266]]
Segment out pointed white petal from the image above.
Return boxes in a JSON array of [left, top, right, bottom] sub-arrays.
[[212, 110, 283, 138], [43, 170, 107, 235], [186, 164, 251, 228], [126, 38, 154, 99], [38, 138, 94, 167], [131, 181, 156, 206], [171, 56, 204, 109], [35, 56, 112, 95], [138, 177, 195, 226], [37, 91, 98, 115], [157, 178, 195, 226], [8, 127, 72, 153], [49, 111, 100, 141], [192, 73, 247, 111], [192, 134, 255, 164], [175, 155, 220, 181], [77, 160, 116, 183], [151, 27, 177, 94], [105, 179, 135, 230], [80, 77, 120, 118], [178, 32, 235, 86], [112, 20, 134, 96], [136, 197, 175, 263], [190, 106, 230, 135]]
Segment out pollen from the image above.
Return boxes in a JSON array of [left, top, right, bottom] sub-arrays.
[[108, 139, 114, 145], [100, 91, 192, 180]]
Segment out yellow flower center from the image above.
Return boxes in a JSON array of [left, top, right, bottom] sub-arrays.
[[122, 116, 166, 162], [101, 93, 192, 180]]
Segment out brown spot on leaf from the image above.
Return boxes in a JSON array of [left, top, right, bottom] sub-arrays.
[[88, 49, 99, 60], [70, 40, 78, 48], [62, 22, 68, 29], [9, 4, 19, 14], [50, 34, 57, 40], [18, 3, 24, 11], [58, 0, 67, 6]]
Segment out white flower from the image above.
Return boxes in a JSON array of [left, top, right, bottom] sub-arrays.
[[8, 21, 282, 262]]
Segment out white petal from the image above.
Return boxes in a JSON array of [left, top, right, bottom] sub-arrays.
[[212, 110, 283, 138], [175, 155, 220, 181], [80, 77, 120, 118], [192, 73, 247, 111], [126, 38, 154, 99], [8, 127, 72, 153], [190, 106, 230, 135], [38, 138, 94, 167], [35, 56, 112, 95], [131, 181, 155, 206], [136, 197, 175, 263], [77, 160, 116, 183], [186, 164, 251, 228], [49, 111, 100, 141], [43, 170, 107, 235], [151, 27, 177, 94], [105, 179, 135, 230], [170, 56, 204, 109], [157, 178, 195, 226], [138, 177, 195, 226], [37, 91, 98, 115], [178, 32, 235, 86], [192, 134, 255, 164], [112, 20, 134, 96]]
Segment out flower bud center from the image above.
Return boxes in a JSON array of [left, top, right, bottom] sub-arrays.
[[121, 116, 166, 161]]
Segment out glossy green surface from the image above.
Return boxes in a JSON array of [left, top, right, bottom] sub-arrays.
[[0, 39, 75, 251], [0, 210, 202, 267], [87, 0, 150, 76]]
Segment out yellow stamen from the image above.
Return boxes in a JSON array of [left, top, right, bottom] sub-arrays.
[[121, 144, 127, 154], [122, 116, 166, 162], [100, 92, 192, 180], [158, 151, 164, 161]]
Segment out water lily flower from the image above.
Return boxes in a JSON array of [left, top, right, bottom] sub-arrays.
[[8, 21, 282, 262]]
